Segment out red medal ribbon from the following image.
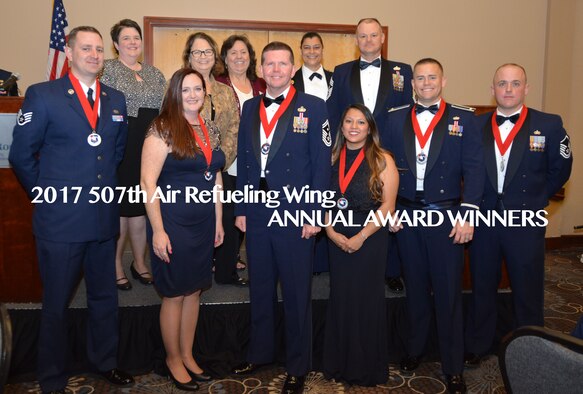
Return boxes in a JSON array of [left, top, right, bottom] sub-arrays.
[[339, 145, 366, 195], [491, 106, 528, 156], [68, 72, 100, 131], [411, 101, 446, 149], [259, 85, 296, 139], [188, 115, 213, 167]]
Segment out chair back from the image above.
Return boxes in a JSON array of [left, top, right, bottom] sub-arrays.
[[499, 326, 583, 394]]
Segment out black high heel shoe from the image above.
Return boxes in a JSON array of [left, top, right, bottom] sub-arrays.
[[130, 261, 153, 285], [186, 367, 212, 382], [167, 366, 199, 391]]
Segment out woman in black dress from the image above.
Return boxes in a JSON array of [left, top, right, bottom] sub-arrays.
[[141, 69, 224, 391], [323, 103, 399, 386], [101, 19, 166, 290]]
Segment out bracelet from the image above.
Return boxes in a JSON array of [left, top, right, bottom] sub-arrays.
[[360, 231, 367, 241]]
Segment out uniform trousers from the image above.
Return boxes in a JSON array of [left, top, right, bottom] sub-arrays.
[[36, 237, 118, 391], [466, 223, 546, 355], [245, 205, 314, 376], [396, 206, 464, 375]]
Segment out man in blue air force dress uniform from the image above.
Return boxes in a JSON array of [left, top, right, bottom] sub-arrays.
[[382, 58, 483, 394], [327, 17, 413, 293], [464, 63, 572, 367], [232, 42, 331, 394], [9, 26, 133, 394], [291, 31, 333, 275]]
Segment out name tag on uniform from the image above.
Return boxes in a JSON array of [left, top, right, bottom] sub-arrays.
[[112, 114, 124, 122]]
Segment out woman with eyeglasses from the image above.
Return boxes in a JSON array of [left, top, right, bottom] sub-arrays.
[[182, 32, 243, 287], [182, 33, 239, 175]]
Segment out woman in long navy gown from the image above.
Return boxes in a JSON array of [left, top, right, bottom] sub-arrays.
[[142, 68, 224, 391]]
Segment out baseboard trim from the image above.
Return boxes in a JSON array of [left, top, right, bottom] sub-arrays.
[[546, 235, 583, 250]]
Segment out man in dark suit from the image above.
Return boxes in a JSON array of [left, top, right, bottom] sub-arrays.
[[9, 26, 133, 394], [328, 17, 413, 292], [464, 63, 572, 367], [327, 18, 413, 133], [382, 58, 484, 393], [292, 32, 332, 101], [0, 68, 19, 96], [232, 41, 331, 394]]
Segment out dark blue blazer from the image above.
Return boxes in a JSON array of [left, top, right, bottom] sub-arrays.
[[327, 58, 413, 135], [9, 76, 128, 242], [477, 108, 572, 211], [235, 90, 331, 216], [382, 103, 484, 210], [292, 67, 333, 94]]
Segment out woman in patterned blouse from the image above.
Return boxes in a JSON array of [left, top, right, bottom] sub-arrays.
[[101, 19, 166, 291]]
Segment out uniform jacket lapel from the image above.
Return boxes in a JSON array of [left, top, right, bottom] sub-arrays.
[[63, 78, 88, 127], [250, 99, 262, 166], [403, 108, 417, 178], [349, 61, 364, 104], [482, 115, 499, 192], [97, 85, 110, 133], [425, 105, 449, 175], [503, 112, 531, 190], [267, 91, 298, 166], [373, 59, 391, 118]]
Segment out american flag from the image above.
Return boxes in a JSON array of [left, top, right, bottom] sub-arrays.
[[46, 0, 69, 80]]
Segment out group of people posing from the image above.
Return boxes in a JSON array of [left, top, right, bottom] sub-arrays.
[[9, 16, 572, 394]]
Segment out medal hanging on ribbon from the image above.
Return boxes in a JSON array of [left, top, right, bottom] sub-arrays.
[[259, 86, 296, 155], [189, 115, 214, 182], [491, 106, 528, 172], [68, 73, 101, 146], [411, 101, 446, 163], [337, 145, 366, 210]]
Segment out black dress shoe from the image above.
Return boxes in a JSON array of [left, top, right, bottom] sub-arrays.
[[167, 368, 199, 391], [282, 374, 305, 394], [445, 374, 467, 394], [130, 262, 153, 285], [400, 355, 421, 372], [98, 368, 134, 386], [463, 352, 481, 369], [386, 276, 404, 293], [186, 368, 212, 381], [231, 362, 267, 375], [116, 275, 132, 291]]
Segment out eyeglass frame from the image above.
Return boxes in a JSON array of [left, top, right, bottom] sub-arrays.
[[190, 49, 215, 58]]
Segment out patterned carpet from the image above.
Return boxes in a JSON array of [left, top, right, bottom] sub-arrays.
[[4, 247, 583, 393]]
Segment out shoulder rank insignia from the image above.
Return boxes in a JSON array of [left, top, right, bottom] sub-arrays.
[[560, 135, 571, 159], [451, 103, 476, 112], [388, 104, 411, 113], [17, 109, 33, 126]]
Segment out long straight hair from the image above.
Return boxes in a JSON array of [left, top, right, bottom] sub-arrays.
[[150, 68, 206, 159], [331, 103, 389, 202]]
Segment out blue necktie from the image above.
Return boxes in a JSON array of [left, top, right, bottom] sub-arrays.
[[359, 58, 381, 70]]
